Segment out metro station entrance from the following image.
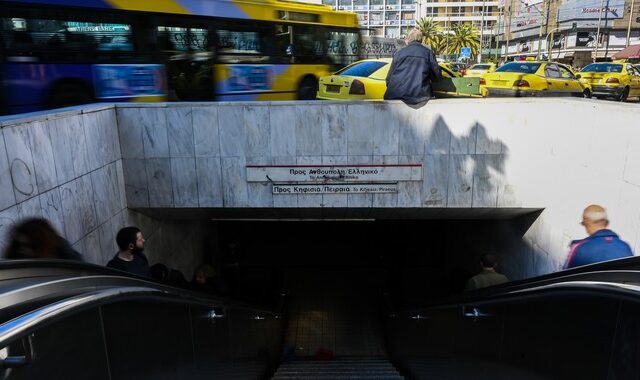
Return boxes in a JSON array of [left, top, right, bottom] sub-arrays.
[[193, 215, 536, 360]]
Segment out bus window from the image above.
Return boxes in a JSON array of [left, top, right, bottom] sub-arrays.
[[290, 24, 326, 64], [157, 25, 213, 100], [1, 16, 132, 63], [157, 26, 189, 52], [326, 29, 360, 68], [216, 27, 269, 64]]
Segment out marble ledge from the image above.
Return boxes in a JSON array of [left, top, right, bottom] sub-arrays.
[[0, 103, 116, 127]]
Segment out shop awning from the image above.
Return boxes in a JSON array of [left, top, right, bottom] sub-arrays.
[[613, 44, 640, 59]]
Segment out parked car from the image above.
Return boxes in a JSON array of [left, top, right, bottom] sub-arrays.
[[444, 62, 470, 76], [464, 63, 496, 77], [577, 62, 640, 102], [481, 61, 589, 98], [316, 58, 480, 100]]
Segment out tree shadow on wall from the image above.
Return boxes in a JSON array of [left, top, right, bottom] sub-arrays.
[[393, 109, 550, 284]]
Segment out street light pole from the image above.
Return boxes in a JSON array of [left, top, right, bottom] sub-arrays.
[[505, 6, 511, 62], [537, 0, 547, 60], [495, 9, 502, 61], [478, 0, 487, 63], [594, 0, 605, 61], [545, 27, 561, 61], [626, 0, 636, 47]]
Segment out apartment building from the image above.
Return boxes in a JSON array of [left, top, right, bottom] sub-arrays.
[[321, 0, 500, 42], [420, 1, 499, 36], [321, 0, 418, 38]]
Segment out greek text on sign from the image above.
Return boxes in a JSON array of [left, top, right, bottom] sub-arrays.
[[273, 183, 398, 195], [247, 164, 422, 183]]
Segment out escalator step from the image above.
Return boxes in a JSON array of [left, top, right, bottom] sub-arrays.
[[272, 376, 403, 380], [272, 357, 403, 380], [278, 366, 394, 368]]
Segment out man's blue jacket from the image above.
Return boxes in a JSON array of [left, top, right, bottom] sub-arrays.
[[384, 41, 441, 104], [564, 229, 633, 269]]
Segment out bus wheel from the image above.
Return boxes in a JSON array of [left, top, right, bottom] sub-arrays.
[[297, 76, 318, 100], [582, 89, 591, 98], [49, 82, 94, 109]]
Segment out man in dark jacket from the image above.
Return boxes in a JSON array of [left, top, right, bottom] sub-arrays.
[[464, 253, 509, 291], [564, 204, 633, 269], [384, 28, 442, 105], [107, 226, 151, 277]]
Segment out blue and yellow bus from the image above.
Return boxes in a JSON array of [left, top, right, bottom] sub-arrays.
[[0, 0, 361, 114]]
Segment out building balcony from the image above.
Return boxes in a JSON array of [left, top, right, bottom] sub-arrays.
[[421, 1, 499, 6], [429, 15, 498, 22]]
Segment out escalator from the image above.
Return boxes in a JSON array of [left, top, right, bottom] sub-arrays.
[[0, 260, 283, 380], [1, 258, 640, 379]]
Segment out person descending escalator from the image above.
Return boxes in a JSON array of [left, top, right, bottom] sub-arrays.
[[107, 226, 150, 278], [464, 253, 509, 291], [564, 204, 633, 269], [3, 218, 82, 261]]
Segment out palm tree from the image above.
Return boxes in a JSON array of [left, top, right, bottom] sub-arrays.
[[427, 33, 448, 56], [416, 18, 442, 47], [446, 22, 481, 59]]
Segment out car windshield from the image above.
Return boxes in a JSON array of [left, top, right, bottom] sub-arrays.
[[337, 61, 388, 77], [495, 62, 541, 73], [471, 65, 491, 70], [580, 64, 622, 73]]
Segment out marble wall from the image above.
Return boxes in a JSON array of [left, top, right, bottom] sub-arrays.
[[114, 99, 640, 279], [0, 105, 127, 264], [3, 98, 640, 281], [0, 105, 209, 278]]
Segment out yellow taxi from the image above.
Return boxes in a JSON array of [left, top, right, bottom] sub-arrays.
[[464, 63, 496, 77], [481, 60, 589, 98], [316, 58, 476, 100], [577, 62, 640, 102]]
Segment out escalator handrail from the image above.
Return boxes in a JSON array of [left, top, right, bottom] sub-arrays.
[[0, 276, 285, 349], [394, 279, 640, 318], [0, 260, 283, 316], [0, 273, 282, 316], [389, 260, 640, 315], [0, 286, 161, 347]]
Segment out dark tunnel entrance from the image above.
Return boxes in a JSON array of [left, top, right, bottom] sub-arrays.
[[192, 213, 540, 359]]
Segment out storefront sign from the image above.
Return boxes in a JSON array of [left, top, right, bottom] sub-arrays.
[[558, 0, 624, 21], [246, 164, 422, 183], [272, 183, 398, 195]]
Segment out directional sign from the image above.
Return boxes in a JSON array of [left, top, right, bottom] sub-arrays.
[[460, 47, 471, 58]]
